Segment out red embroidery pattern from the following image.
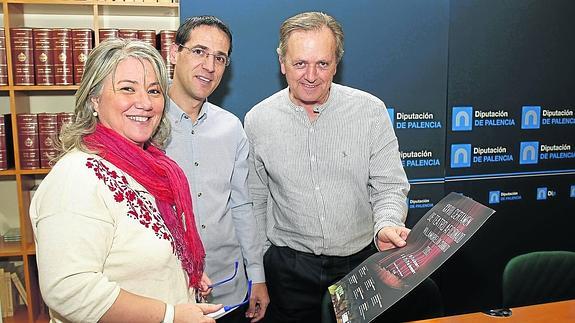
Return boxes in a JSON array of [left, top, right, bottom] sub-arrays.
[[86, 157, 174, 245]]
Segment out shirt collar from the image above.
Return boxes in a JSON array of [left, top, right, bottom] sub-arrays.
[[167, 97, 210, 123], [284, 83, 335, 114], [197, 100, 209, 122]]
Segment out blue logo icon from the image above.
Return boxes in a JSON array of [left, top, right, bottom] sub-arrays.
[[452, 106, 473, 131], [450, 144, 472, 168], [489, 191, 500, 204], [570, 185, 575, 198], [537, 187, 548, 200], [519, 141, 539, 164], [521, 106, 541, 129], [387, 107, 395, 128]]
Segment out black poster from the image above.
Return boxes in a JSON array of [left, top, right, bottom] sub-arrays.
[[329, 193, 494, 322]]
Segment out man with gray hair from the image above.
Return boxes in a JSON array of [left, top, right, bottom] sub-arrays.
[[245, 11, 410, 322]]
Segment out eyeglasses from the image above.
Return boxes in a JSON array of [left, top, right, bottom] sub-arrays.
[[204, 261, 252, 319], [178, 44, 231, 67], [207, 280, 252, 319], [197, 261, 239, 303], [208, 261, 239, 288]]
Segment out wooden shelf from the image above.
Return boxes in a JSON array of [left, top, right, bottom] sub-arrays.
[[1, 169, 51, 176], [25, 242, 35, 255], [3, 0, 178, 8], [17, 169, 50, 175], [4, 0, 92, 6], [0, 169, 17, 176], [95, 1, 178, 8], [11, 85, 79, 91], [0, 240, 23, 256], [3, 306, 30, 323]]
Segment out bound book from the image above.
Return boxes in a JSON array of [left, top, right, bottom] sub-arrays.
[[138, 30, 157, 48], [159, 30, 176, 79], [33, 28, 55, 85], [98, 28, 119, 43], [10, 272, 27, 306], [0, 27, 7, 86], [118, 29, 139, 41], [37, 113, 59, 168], [0, 114, 6, 169], [0, 114, 14, 170], [16, 113, 40, 169], [72, 28, 93, 84], [57, 112, 75, 134], [53, 28, 74, 85], [10, 28, 35, 85]]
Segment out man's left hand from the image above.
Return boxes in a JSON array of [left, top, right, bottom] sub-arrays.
[[376, 226, 410, 251], [245, 282, 269, 322]]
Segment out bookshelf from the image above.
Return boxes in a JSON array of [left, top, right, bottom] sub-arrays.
[[0, 1, 179, 322]]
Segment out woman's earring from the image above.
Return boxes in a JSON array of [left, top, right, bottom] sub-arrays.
[[93, 111, 98, 117]]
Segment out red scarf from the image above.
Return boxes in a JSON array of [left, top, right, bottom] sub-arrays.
[[84, 123, 205, 288]]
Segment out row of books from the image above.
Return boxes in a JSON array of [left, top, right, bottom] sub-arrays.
[[0, 28, 176, 86], [0, 261, 27, 318], [0, 113, 75, 170]]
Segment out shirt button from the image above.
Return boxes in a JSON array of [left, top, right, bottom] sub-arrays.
[[194, 161, 199, 166], [201, 224, 206, 229], [191, 130, 195, 134], [184, 115, 189, 119], [197, 192, 202, 197]]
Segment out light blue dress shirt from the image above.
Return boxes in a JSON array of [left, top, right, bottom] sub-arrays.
[[165, 99, 264, 305]]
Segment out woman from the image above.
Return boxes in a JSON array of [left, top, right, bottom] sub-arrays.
[[29, 39, 221, 323]]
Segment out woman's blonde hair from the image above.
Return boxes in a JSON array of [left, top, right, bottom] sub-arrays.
[[54, 39, 170, 162]]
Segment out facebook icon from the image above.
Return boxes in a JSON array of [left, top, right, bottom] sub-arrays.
[[450, 144, 472, 168], [521, 106, 541, 129], [489, 191, 500, 204], [452, 106, 473, 131], [519, 141, 539, 164], [537, 187, 548, 200], [387, 107, 395, 128]]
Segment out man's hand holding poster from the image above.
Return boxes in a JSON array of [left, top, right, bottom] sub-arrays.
[[329, 192, 495, 323]]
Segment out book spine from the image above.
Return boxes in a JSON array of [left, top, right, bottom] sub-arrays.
[[72, 29, 93, 85], [0, 114, 13, 170], [53, 28, 74, 86], [10, 272, 28, 306], [33, 28, 55, 85], [159, 30, 176, 79], [4, 272, 13, 317], [0, 115, 6, 170], [0, 28, 8, 86], [98, 28, 119, 43], [118, 29, 139, 41], [10, 28, 35, 86], [57, 112, 75, 134], [138, 30, 157, 48], [16, 113, 40, 169], [37, 113, 59, 168]]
